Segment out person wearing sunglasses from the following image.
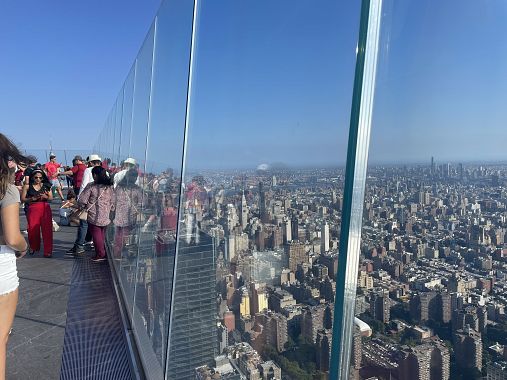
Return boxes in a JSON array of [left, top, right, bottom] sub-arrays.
[[21, 170, 53, 257], [0, 133, 30, 380]]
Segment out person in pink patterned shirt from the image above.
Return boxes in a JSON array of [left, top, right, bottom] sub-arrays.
[[112, 169, 142, 259], [78, 166, 114, 263]]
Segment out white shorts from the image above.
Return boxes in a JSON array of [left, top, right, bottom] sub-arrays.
[[0, 246, 18, 296], [50, 179, 60, 187]]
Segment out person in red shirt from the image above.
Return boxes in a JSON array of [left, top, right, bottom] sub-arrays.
[[61, 155, 87, 196], [14, 162, 26, 192], [45, 154, 64, 201]]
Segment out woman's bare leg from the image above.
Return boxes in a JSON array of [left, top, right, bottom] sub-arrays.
[[0, 289, 18, 380]]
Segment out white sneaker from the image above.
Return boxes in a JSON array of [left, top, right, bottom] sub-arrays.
[[52, 219, 60, 232]]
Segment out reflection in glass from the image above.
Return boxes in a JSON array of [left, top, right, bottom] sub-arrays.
[[119, 22, 156, 370], [120, 65, 136, 165], [93, 0, 368, 378], [350, 1, 507, 380], [172, 1, 360, 379], [128, 0, 195, 377]]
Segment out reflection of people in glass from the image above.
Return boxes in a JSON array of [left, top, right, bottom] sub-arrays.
[[113, 169, 142, 259], [184, 176, 207, 231], [155, 194, 177, 255], [142, 168, 176, 233], [113, 157, 138, 189]]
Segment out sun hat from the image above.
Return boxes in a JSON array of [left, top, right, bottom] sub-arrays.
[[88, 154, 102, 162], [124, 157, 136, 165]]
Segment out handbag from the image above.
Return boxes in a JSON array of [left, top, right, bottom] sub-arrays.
[[79, 188, 106, 221]]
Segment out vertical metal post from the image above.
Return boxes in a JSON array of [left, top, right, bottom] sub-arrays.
[[131, 21, 158, 320], [329, 0, 383, 379], [164, 0, 199, 378]]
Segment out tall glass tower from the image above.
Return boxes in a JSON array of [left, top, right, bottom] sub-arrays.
[[166, 227, 217, 379]]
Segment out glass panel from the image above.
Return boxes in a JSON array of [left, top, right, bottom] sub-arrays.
[[120, 65, 136, 166], [109, 25, 154, 340], [119, 18, 156, 368], [117, 0, 195, 377], [349, 1, 507, 380], [112, 64, 137, 307], [172, 1, 361, 379], [114, 91, 124, 168], [104, 110, 113, 170]]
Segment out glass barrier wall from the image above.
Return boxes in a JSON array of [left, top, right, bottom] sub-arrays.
[[171, 1, 361, 379], [93, 0, 362, 378], [91, 0, 507, 379], [348, 1, 507, 380]]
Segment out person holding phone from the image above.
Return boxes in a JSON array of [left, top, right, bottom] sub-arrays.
[[21, 170, 53, 257], [0, 133, 30, 380]]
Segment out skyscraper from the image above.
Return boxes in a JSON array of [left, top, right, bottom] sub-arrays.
[[258, 182, 268, 223], [240, 289, 251, 317], [283, 217, 292, 243], [240, 190, 248, 230], [321, 221, 330, 253], [286, 241, 307, 272], [370, 290, 390, 323], [166, 228, 218, 380], [316, 329, 333, 372], [454, 326, 483, 372], [397, 340, 450, 380], [291, 216, 299, 241]]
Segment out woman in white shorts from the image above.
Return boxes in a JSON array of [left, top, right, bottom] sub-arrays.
[[0, 133, 30, 380]]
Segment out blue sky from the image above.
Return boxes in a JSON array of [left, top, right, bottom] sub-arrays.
[[1, 0, 506, 168], [0, 0, 160, 153]]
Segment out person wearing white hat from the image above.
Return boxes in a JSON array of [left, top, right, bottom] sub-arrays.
[[80, 155, 102, 194], [113, 157, 139, 189], [66, 154, 102, 256]]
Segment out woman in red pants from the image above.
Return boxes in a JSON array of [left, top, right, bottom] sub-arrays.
[[21, 170, 53, 257]]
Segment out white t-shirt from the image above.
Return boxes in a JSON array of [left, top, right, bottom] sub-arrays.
[[0, 184, 20, 245], [113, 169, 140, 189], [79, 167, 94, 199]]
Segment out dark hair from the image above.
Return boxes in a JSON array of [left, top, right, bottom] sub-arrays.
[[118, 168, 138, 188], [25, 155, 38, 165], [67, 190, 76, 200], [29, 169, 51, 191], [0, 133, 32, 199], [92, 166, 112, 186]]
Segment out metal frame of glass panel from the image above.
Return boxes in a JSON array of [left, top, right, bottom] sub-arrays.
[[330, 0, 382, 379], [164, 0, 199, 378]]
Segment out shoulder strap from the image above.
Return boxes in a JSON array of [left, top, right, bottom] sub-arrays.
[[86, 187, 106, 212]]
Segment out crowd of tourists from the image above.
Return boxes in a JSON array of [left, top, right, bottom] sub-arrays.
[[0, 133, 156, 379]]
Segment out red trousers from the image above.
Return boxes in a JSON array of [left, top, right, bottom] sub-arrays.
[[88, 223, 107, 258], [27, 202, 53, 256], [113, 225, 133, 258]]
